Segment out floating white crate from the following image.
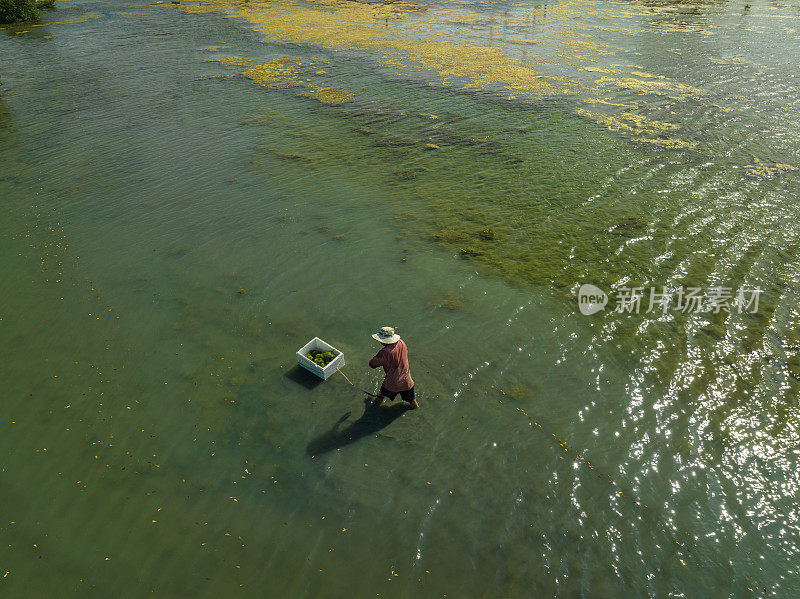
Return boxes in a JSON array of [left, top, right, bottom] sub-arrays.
[[296, 337, 345, 380]]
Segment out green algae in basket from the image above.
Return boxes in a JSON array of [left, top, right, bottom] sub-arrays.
[[305, 350, 336, 368]]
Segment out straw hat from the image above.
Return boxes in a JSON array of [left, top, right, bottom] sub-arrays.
[[372, 326, 400, 344]]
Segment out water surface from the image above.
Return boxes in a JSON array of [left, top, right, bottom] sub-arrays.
[[2, 0, 800, 597]]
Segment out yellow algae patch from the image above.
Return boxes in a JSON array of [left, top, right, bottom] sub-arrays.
[[708, 56, 743, 65], [117, 12, 145, 16], [742, 160, 797, 179], [198, 45, 232, 51], [614, 112, 679, 134], [631, 137, 697, 150], [595, 76, 704, 99], [301, 87, 354, 104], [381, 53, 409, 70], [30, 12, 100, 26], [206, 56, 253, 67], [242, 58, 305, 88], [581, 97, 637, 108], [628, 70, 666, 80], [172, 0, 721, 151], [176, 0, 565, 96], [575, 107, 694, 149], [553, 36, 612, 60], [170, 0, 714, 107], [645, 21, 716, 36], [576, 108, 679, 136], [180, 0, 422, 49], [242, 57, 354, 103], [404, 40, 563, 94]]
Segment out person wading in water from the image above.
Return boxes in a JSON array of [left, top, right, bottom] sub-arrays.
[[368, 326, 419, 409]]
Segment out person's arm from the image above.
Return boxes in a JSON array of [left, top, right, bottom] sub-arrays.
[[368, 351, 384, 369]]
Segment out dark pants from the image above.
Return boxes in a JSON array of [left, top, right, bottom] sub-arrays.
[[379, 385, 415, 403]]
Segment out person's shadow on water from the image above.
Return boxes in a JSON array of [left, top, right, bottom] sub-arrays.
[[306, 398, 411, 457]]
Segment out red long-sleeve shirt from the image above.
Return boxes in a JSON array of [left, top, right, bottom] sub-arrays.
[[368, 339, 414, 392]]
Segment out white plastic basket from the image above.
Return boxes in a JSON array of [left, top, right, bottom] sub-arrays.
[[296, 337, 345, 380]]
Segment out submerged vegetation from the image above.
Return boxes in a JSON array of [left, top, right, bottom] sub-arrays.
[[0, 0, 54, 24], [160, 0, 796, 294], [1, 0, 38, 23]]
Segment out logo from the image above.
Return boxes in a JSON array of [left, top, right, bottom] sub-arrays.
[[578, 284, 608, 315], [576, 284, 762, 316]]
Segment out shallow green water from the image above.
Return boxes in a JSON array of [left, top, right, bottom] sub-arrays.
[[2, 0, 800, 597]]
